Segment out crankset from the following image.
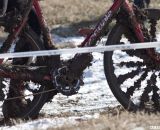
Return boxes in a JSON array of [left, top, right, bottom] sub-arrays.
[[52, 53, 93, 96], [53, 66, 81, 96]]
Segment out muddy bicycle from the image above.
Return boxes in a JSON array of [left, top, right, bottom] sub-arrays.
[[0, 0, 159, 120]]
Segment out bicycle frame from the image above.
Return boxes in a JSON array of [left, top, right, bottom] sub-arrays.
[[0, 0, 146, 82], [80, 0, 145, 47], [25, 0, 146, 49], [0, 0, 144, 54]]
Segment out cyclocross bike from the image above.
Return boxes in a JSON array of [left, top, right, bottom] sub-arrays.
[[0, 0, 159, 120]]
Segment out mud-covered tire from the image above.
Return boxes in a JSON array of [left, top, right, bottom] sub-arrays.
[[2, 27, 57, 119], [104, 24, 160, 111]]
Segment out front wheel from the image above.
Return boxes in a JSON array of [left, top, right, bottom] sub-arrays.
[[104, 24, 160, 112]]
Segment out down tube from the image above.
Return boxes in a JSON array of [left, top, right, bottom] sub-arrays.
[[80, 0, 124, 47]]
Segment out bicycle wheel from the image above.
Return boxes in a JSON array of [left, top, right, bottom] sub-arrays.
[[1, 27, 57, 119], [104, 24, 160, 112]]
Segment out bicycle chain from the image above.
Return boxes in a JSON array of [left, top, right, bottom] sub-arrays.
[[4, 88, 57, 101]]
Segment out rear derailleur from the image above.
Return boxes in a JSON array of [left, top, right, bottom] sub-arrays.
[[52, 53, 93, 96]]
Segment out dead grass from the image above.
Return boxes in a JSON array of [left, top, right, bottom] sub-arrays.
[[40, 0, 160, 27], [40, 0, 112, 27], [4, 107, 159, 130], [150, 0, 160, 8], [47, 111, 160, 130], [0, 0, 160, 37], [39, 0, 160, 36]]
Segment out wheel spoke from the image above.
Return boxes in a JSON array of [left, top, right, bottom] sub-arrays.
[[152, 88, 160, 110], [139, 73, 156, 109], [117, 67, 144, 85], [158, 73, 160, 79], [125, 50, 147, 60], [152, 76, 160, 110], [118, 61, 145, 68], [125, 69, 148, 98]]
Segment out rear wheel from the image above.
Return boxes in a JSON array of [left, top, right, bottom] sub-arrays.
[[104, 24, 160, 111], [2, 27, 57, 119]]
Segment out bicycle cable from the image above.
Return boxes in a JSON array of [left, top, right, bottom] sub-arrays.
[[4, 88, 57, 101]]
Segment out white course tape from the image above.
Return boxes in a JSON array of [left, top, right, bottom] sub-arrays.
[[0, 41, 160, 59]]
